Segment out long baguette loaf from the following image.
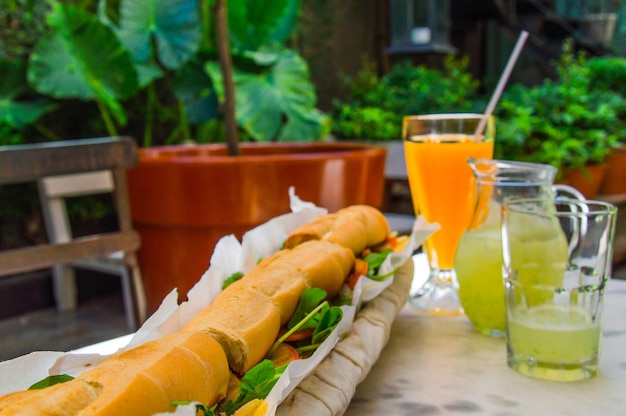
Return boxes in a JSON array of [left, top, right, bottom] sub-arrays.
[[184, 240, 355, 374], [0, 331, 229, 416], [284, 205, 390, 254]]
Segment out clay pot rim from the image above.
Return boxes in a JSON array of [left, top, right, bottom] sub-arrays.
[[137, 142, 386, 165]]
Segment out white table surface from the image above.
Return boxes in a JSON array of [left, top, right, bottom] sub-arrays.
[[344, 258, 626, 416]]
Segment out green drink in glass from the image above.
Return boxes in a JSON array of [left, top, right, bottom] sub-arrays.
[[502, 198, 617, 382]]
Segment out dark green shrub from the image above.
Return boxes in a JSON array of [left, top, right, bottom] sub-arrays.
[[587, 56, 626, 97], [331, 55, 484, 141], [495, 41, 625, 170]]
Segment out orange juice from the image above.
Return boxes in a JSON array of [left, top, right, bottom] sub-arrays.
[[404, 135, 494, 269]]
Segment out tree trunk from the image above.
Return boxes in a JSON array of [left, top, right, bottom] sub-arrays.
[[214, 0, 239, 156]]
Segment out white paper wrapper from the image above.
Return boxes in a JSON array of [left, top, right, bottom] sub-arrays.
[[0, 188, 437, 415]]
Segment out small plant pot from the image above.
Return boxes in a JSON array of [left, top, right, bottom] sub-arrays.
[[557, 164, 608, 199], [127, 142, 387, 313], [599, 145, 626, 195]]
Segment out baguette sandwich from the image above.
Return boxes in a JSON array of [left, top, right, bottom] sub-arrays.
[[0, 331, 230, 416], [0, 205, 400, 416], [284, 205, 391, 255]]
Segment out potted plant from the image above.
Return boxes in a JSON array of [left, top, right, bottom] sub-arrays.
[[331, 55, 484, 143], [0, 0, 387, 312], [495, 41, 625, 198], [587, 56, 626, 195]]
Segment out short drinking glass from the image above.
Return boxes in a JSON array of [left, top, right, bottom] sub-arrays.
[[502, 198, 617, 381]]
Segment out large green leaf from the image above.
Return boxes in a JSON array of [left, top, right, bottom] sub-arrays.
[[0, 98, 56, 130], [28, 2, 138, 125], [135, 62, 164, 88], [0, 60, 28, 101], [271, 50, 317, 116], [235, 71, 284, 141], [206, 50, 327, 142], [0, 60, 56, 129], [266, 0, 300, 45], [116, 0, 201, 70], [228, 0, 300, 51], [278, 107, 329, 142], [172, 54, 218, 124]]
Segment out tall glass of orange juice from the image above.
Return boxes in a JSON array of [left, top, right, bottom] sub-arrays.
[[403, 114, 495, 314]]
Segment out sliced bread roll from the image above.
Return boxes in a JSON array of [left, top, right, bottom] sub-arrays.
[[77, 330, 229, 415], [279, 240, 355, 299], [228, 260, 310, 326], [284, 205, 390, 254], [184, 287, 282, 375], [0, 377, 100, 416], [183, 240, 353, 374], [0, 331, 229, 416], [229, 240, 354, 325]]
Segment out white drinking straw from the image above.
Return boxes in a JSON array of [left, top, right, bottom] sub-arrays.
[[475, 30, 530, 137]]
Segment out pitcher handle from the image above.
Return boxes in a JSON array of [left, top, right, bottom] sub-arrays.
[[554, 184, 586, 201]]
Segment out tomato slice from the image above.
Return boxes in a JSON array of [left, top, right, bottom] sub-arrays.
[[346, 258, 369, 289], [283, 327, 314, 342], [267, 343, 299, 367]]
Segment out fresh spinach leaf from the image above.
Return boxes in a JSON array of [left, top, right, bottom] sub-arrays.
[[287, 287, 327, 329], [222, 359, 286, 415], [312, 306, 343, 344], [363, 249, 393, 278], [29, 374, 74, 390], [222, 271, 244, 290]]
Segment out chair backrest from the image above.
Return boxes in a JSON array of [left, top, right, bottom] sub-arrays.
[[0, 137, 140, 277], [39, 171, 116, 244]]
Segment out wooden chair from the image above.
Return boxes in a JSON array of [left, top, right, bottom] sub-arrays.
[[0, 137, 146, 329]]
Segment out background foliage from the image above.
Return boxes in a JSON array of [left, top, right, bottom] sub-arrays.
[[0, 0, 328, 148], [494, 40, 626, 169], [331, 55, 484, 141]]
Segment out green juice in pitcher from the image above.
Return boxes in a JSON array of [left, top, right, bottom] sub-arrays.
[[454, 158, 580, 338], [506, 214, 569, 300], [455, 222, 506, 336]]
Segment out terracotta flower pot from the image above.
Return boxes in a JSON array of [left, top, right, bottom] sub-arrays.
[[557, 163, 607, 199], [599, 145, 626, 195], [127, 142, 386, 312]]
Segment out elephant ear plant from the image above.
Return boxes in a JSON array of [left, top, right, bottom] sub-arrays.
[[0, 0, 328, 153]]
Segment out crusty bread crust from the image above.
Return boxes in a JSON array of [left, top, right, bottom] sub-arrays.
[[183, 240, 354, 375], [334, 205, 390, 250], [0, 378, 100, 416], [282, 216, 336, 248], [280, 241, 354, 299], [229, 263, 309, 326], [77, 331, 229, 416], [184, 287, 282, 375], [285, 205, 390, 254], [0, 331, 229, 416]]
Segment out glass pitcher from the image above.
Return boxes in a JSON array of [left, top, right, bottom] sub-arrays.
[[454, 158, 584, 338]]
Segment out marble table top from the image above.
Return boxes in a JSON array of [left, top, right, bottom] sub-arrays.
[[344, 267, 626, 416]]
